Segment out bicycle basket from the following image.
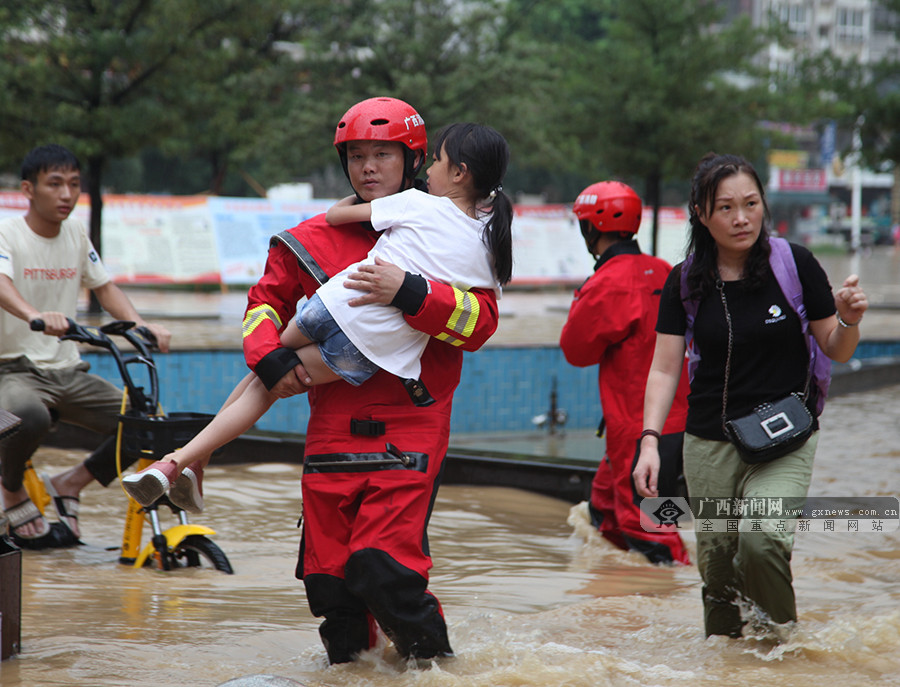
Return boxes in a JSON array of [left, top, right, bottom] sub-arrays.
[[117, 411, 215, 462]]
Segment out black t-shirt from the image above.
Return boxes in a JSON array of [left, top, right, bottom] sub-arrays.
[[657, 243, 835, 440]]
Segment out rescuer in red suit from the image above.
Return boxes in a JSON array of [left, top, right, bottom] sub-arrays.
[[559, 181, 690, 565], [242, 97, 500, 663]]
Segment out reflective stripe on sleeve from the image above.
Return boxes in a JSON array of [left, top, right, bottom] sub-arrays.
[[436, 331, 463, 346], [439, 288, 479, 346], [243, 304, 283, 338]]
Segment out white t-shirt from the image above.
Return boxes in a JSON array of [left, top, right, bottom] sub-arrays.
[[317, 189, 501, 379], [0, 216, 110, 369]]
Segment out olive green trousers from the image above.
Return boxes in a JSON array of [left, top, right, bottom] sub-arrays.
[[683, 432, 818, 637]]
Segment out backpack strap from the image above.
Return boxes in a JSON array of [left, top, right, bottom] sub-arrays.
[[768, 237, 832, 414], [768, 237, 806, 323], [270, 230, 329, 287], [678, 256, 702, 383]]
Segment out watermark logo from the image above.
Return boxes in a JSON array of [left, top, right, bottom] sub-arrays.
[[651, 498, 687, 527], [639, 496, 900, 534]]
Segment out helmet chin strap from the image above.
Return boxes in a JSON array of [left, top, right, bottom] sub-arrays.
[[584, 230, 601, 258], [396, 148, 424, 195], [588, 232, 623, 260]]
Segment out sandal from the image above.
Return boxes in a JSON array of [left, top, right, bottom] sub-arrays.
[[41, 474, 81, 538], [4, 498, 78, 550]]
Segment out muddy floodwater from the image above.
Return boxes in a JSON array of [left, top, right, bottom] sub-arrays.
[[1, 383, 898, 687]]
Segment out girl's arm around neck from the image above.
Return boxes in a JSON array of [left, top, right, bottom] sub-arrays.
[[326, 195, 371, 225]]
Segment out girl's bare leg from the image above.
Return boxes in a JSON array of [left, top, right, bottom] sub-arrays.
[[156, 371, 256, 471], [281, 319, 314, 350], [161, 327, 339, 472], [163, 375, 280, 472], [219, 371, 256, 411], [295, 343, 342, 385]]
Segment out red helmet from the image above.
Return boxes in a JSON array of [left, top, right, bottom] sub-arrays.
[[334, 97, 427, 191], [334, 96, 427, 154], [573, 181, 642, 244]]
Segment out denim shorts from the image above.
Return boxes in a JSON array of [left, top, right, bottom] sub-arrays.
[[295, 293, 380, 386]]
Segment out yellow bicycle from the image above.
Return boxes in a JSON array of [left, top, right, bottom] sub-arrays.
[[25, 319, 232, 573]]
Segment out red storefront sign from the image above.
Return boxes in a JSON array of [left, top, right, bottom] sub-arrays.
[[778, 168, 827, 192]]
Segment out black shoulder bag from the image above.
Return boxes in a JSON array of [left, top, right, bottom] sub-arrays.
[[716, 278, 813, 464]]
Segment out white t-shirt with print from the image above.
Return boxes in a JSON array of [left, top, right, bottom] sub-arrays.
[[317, 189, 500, 379], [0, 216, 110, 369]]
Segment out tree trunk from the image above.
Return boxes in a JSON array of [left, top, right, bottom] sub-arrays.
[[87, 154, 105, 315], [210, 150, 227, 196], [645, 169, 662, 256]]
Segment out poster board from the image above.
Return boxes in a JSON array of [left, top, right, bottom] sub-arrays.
[[0, 191, 690, 286]]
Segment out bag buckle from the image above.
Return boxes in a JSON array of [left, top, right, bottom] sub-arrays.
[[402, 378, 436, 407], [761, 412, 794, 439]]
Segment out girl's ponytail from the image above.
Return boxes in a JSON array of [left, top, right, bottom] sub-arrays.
[[433, 122, 514, 285], [485, 187, 513, 284]]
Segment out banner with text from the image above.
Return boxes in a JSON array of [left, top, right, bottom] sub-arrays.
[[0, 192, 689, 286]]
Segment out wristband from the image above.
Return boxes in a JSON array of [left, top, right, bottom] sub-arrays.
[[391, 272, 427, 315], [836, 312, 860, 328], [640, 429, 661, 441]]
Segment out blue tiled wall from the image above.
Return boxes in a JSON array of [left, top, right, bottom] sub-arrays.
[[81, 339, 898, 437], [454, 347, 599, 433]]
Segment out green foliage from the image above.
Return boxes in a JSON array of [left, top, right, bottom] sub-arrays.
[[2, 2, 251, 162], [4, 0, 890, 227], [861, 69, 900, 169], [550, 0, 772, 250], [258, 0, 569, 190], [774, 43, 900, 173], [0, 0, 303, 261], [588, 1, 767, 181]]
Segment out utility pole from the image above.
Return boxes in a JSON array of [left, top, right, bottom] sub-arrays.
[[849, 116, 864, 254]]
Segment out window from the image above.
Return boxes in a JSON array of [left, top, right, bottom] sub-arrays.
[[836, 7, 865, 44], [772, 2, 809, 36]]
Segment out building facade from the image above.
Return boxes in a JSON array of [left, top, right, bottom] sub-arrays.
[[721, 1, 900, 243], [755, 0, 899, 69]]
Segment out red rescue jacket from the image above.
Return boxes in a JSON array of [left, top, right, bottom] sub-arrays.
[[242, 213, 499, 458], [559, 242, 689, 446]]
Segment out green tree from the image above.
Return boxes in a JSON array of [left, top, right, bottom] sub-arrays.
[[497, 0, 615, 199], [0, 1, 299, 291], [582, 0, 771, 254], [860, 63, 900, 227], [238, 0, 567, 198], [861, 2, 900, 225]]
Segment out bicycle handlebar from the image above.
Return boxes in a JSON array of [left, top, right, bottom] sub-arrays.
[[29, 317, 61, 332], [30, 317, 159, 350], [30, 317, 161, 414]]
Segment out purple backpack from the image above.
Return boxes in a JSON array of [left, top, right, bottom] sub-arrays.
[[679, 237, 832, 415]]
